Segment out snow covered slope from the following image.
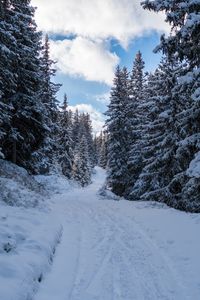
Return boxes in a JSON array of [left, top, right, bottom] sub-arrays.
[[0, 159, 45, 207], [0, 165, 200, 300]]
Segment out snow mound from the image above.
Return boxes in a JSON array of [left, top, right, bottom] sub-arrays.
[[98, 184, 120, 201], [0, 160, 73, 300], [35, 174, 75, 195], [0, 160, 45, 207], [0, 205, 62, 300]]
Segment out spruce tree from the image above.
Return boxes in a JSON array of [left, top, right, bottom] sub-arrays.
[[1, 0, 46, 169], [105, 66, 130, 196], [29, 34, 61, 173], [57, 94, 73, 178], [99, 131, 108, 169], [82, 113, 95, 168], [71, 109, 80, 150], [130, 57, 181, 203], [126, 51, 145, 196], [72, 136, 91, 186], [0, 0, 16, 159], [93, 134, 99, 166]]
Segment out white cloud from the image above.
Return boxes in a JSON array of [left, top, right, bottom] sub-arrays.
[[33, 0, 169, 46], [69, 104, 105, 134], [32, 0, 169, 85], [50, 37, 119, 85], [95, 92, 110, 104]]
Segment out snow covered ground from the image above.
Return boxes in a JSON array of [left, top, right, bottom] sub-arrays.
[[0, 166, 200, 300]]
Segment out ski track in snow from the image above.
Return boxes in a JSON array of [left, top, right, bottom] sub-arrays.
[[34, 168, 194, 300]]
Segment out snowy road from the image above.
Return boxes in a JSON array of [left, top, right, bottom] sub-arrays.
[[34, 168, 199, 300]]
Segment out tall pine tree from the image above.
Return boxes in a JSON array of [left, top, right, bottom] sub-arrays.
[[106, 66, 130, 196], [1, 0, 46, 169]]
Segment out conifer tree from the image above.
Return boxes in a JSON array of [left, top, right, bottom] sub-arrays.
[[106, 66, 130, 196], [57, 94, 73, 178], [126, 51, 145, 195], [71, 109, 80, 150], [142, 0, 200, 211], [130, 57, 181, 202], [72, 136, 91, 186], [93, 134, 99, 166], [95, 131, 103, 165], [99, 131, 108, 169], [40, 34, 61, 125], [29, 34, 61, 173], [0, 0, 16, 159], [1, 0, 46, 169], [82, 113, 95, 168]]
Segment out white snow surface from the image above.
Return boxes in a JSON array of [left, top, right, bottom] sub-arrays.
[[0, 167, 200, 300]]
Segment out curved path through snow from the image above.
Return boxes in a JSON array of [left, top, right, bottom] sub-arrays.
[[34, 168, 192, 300]]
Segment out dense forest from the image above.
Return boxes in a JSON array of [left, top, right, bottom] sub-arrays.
[[106, 0, 200, 212]]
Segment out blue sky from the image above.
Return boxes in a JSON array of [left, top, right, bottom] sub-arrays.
[[32, 0, 168, 132], [55, 32, 162, 111]]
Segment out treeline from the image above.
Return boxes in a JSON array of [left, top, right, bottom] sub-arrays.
[[106, 0, 200, 212], [0, 0, 94, 186]]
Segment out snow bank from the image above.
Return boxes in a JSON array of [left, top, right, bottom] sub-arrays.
[[0, 205, 62, 300], [0, 159, 45, 207], [0, 160, 72, 300]]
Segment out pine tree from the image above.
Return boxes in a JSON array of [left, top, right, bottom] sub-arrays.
[[1, 0, 47, 169], [40, 34, 61, 124], [29, 34, 61, 173], [105, 66, 130, 196], [130, 57, 181, 202], [93, 134, 99, 166], [81, 113, 95, 168], [72, 136, 91, 186], [126, 51, 145, 196], [57, 94, 73, 178], [95, 131, 103, 165], [99, 131, 108, 169], [71, 109, 80, 150], [0, 0, 16, 158]]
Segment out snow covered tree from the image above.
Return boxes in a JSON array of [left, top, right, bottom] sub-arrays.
[[71, 109, 80, 150], [105, 66, 130, 196], [93, 134, 99, 166], [129, 51, 145, 99], [142, 0, 200, 211], [130, 57, 181, 202], [40, 34, 61, 125], [72, 136, 91, 186], [81, 113, 95, 168], [126, 51, 145, 196], [57, 94, 73, 178], [99, 131, 108, 169], [29, 34, 61, 173], [142, 0, 200, 67], [94, 131, 103, 165], [1, 0, 46, 169], [0, 0, 16, 159]]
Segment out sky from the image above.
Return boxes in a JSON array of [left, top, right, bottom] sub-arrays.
[[32, 0, 169, 134]]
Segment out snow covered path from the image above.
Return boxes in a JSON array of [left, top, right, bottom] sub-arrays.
[[34, 168, 200, 300]]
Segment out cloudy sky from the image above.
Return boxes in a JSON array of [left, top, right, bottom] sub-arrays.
[[32, 0, 169, 133]]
